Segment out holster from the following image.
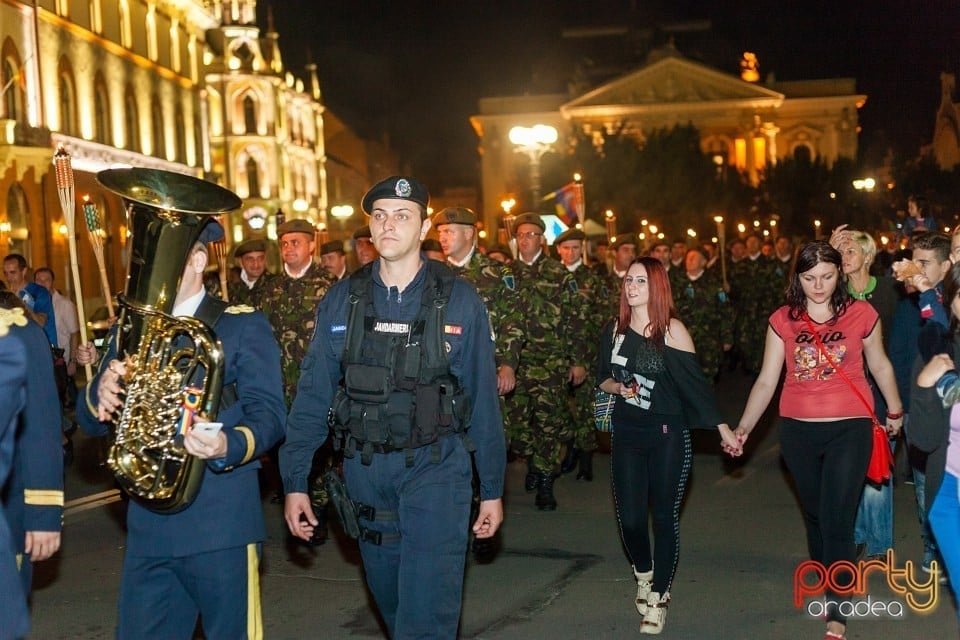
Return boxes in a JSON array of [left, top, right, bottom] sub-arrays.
[[323, 469, 361, 539]]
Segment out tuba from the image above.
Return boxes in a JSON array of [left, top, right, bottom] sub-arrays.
[[97, 168, 242, 512]]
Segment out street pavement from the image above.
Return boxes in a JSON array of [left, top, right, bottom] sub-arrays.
[[26, 369, 960, 639]]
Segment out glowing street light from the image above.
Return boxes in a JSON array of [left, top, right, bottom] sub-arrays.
[[509, 124, 558, 204]]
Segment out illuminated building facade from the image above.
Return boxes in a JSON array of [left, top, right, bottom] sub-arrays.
[[471, 47, 866, 235], [0, 0, 327, 309]]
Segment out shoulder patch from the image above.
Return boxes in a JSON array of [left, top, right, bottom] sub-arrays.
[[567, 279, 579, 294], [0, 307, 28, 337], [502, 274, 516, 291], [224, 304, 255, 314]]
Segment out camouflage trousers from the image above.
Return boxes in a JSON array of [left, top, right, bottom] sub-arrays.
[[307, 438, 336, 509], [504, 363, 571, 474], [567, 375, 598, 452]]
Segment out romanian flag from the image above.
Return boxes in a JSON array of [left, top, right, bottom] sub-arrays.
[[542, 181, 584, 228]]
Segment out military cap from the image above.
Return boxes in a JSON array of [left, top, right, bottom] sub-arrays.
[[233, 238, 267, 258], [512, 212, 545, 233], [486, 243, 513, 258], [320, 240, 344, 255], [198, 220, 225, 245], [554, 228, 586, 245], [353, 225, 372, 240], [361, 176, 430, 215], [421, 238, 443, 253], [276, 218, 316, 238], [611, 234, 638, 249], [433, 206, 477, 227]]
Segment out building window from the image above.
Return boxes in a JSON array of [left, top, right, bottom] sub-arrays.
[[124, 89, 139, 151], [146, 4, 158, 62], [89, 0, 103, 34], [1, 58, 23, 121], [119, 0, 133, 49], [94, 76, 111, 145], [793, 144, 813, 163], [174, 105, 186, 162], [4, 184, 30, 260], [246, 155, 261, 198], [58, 68, 78, 136], [242, 94, 257, 133], [151, 98, 164, 158]]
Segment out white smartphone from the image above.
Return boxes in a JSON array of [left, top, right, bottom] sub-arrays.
[[192, 421, 223, 436]]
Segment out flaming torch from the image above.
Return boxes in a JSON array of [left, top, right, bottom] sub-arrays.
[[82, 197, 115, 319], [53, 146, 92, 379]]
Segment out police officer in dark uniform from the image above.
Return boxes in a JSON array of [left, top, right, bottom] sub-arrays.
[[0, 304, 62, 640], [281, 176, 505, 640], [77, 222, 286, 639]]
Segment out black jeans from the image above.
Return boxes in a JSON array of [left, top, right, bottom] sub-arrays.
[[779, 417, 872, 624], [611, 419, 691, 595]]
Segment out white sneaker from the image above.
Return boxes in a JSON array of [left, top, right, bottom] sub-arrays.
[[633, 568, 653, 616], [640, 591, 670, 634]]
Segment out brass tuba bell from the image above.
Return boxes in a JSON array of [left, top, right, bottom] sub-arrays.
[[97, 168, 242, 512]]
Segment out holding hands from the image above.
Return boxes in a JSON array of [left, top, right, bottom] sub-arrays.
[[718, 424, 742, 457]]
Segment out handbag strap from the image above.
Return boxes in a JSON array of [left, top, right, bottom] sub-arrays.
[[802, 313, 878, 421]]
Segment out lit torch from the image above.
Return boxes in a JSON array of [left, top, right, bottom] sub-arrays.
[[82, 197, 115, 319]]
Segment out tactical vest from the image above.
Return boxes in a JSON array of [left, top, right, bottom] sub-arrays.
[[330, 261, 472, 465]]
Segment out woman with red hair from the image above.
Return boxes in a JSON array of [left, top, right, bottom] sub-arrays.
[[596, 256, 740, 634]]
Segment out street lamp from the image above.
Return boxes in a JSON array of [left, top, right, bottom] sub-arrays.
[[509, 124, 558, 205]]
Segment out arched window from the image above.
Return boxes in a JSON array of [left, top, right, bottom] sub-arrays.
[[124, 88, 139, 151], [151, 98, 164, 158], [243, 94, 257, 133], [793, 144, 813, 164], [58, 66, 78, 136], [1, 57, 23, 121], [119, 0, 132, 49], [5, 183, 30, 259], [93, 76, 111, 145], [246, 155, 260, 198]]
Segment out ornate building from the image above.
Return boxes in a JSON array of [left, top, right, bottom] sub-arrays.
[[471, 46, 866, 235], [0, 0, 336, 311]]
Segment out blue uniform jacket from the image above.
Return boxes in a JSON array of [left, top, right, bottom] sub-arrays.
[[0, 311, 36, 639], [2, 316, 63, 554], [77, 296, 286, 557], [281, 260, 506, 501]]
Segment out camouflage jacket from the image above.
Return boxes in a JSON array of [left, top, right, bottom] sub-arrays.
[[228, 271, 279, 309], [567, 263, 610, 367], [259, 262, 335, 407], [450, 250, 524, 371], [729, 255, 782, 315], [512, 253, 588, 369], [673, 269, 734, 347]]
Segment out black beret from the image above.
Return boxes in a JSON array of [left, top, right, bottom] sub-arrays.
[[513, 212, 545, 233], [320, 240, 344, 255], [433, 206, 477, 227], [234, 238, 267, 258], [276, 219, 316, 238], [353, 225, 372, 240], [361, 176, 430, 215], [555, 228, 586, 245], [421, 238, 443, 253], [198, 220, 225, 245], [611, 234, 637, 249]]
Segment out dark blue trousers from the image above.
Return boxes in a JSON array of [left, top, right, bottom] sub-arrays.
[[344, 437, 473, 640], [117, 544, 261, 639]]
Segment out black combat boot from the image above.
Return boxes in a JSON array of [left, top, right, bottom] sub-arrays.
[[576, 451, 593, 481], [524, 459, 538, 493], [559, 442, 580, 475], [535, 472, 557, 511]]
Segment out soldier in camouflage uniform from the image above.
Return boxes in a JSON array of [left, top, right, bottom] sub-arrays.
[[506, 213, 589, 510], [672, 248, 733, 382], [434, 207, 523, 395], [667, 238, 688, 294], [605, 235, 638, 316], [728, 235, 781, 374], [319, 240, 349, 281], [227, 239, 278, 308], [554, 227, 609, 480], [259, 219, 336, 543]]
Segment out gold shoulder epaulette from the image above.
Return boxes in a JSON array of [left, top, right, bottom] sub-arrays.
[[224, 304, 255, 315], [0, 307, 28, 337]]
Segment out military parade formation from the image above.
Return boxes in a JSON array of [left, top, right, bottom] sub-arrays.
[[4, 166, 960, 640]]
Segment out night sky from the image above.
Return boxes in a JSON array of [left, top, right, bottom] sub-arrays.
[[258, 0, 960, 191]]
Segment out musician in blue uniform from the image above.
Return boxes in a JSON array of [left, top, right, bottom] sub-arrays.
[[0, 291, 63, 598], [76, 222, 286, 640], [281, 176, 506, 639], [0, 306, 43, 640]]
